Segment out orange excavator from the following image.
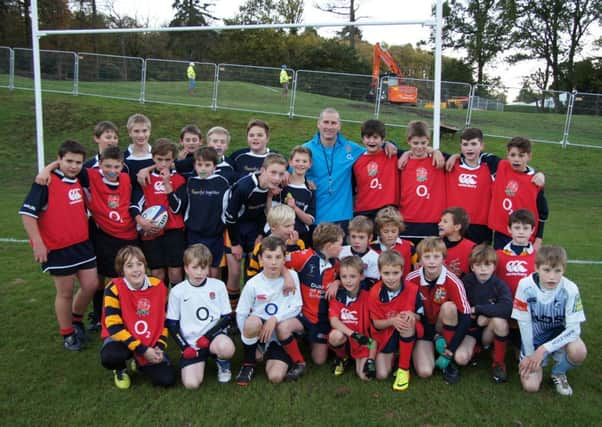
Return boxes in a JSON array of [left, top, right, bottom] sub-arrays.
[[369, 43, 418, 105]]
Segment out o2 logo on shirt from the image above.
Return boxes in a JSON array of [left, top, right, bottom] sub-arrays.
[[68, 188, 83, 204], [264, 303, 279, 316], [134, 320, 152, 339], [196, 307, 210, 321]]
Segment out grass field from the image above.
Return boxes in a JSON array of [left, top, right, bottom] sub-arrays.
[[1, 89, 601, 426]]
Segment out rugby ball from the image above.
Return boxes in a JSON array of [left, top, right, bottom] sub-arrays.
[[137, 205, 169, 231]]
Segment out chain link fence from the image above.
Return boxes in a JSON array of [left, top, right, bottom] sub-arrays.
[[145, 59, 216, 109], [2, 46, 601, 149], [76, 52, 144, 101]]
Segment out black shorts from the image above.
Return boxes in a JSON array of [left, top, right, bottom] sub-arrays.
[[298, 315, 330, 344], [238, 221, 262, 253], [381, 330, 401, 354], [186, 232, 224, 268], [265, 342, 292, 367], [91, 225, 138, 277], [179, 333, 228, 368], [419, 323, 437, 342], [402, 222, 439, 245], [141, 229, 185, 269], [43, 240, 97, 276], [466, 224, 492, 245]]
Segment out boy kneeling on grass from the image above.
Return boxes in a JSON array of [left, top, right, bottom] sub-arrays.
[[166, 244, 235, 389], [100, 246, 175, 389], [235, 235, 304, 385], [512, 245, 587, 396]]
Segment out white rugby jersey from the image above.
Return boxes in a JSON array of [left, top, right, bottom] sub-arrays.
[[167, 278, 231, 349], [339, 245, 380, 280], [236, 270, 302, 328], [512, 274, 585, 355]]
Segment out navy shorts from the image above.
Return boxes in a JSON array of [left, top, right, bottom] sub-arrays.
[[141, 229, 185, 269], [298, 315, 330, 344], [466, 224, 492, 245], [91, 225, 138, 277], [43, 240, 97, 276], [381, 330, 401, 354], [186, 232, 224, 268], [402, 222, 439, 245], [238, 221, 262, 253]]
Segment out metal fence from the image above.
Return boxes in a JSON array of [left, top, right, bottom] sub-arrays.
[[2, 46, 601, 149]]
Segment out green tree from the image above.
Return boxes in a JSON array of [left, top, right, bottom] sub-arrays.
[[510, 0, 601, 94], [440, 0, 514, 84], [169, 0, 218, 61]]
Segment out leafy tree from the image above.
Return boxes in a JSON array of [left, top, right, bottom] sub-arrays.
[[169, 0, 218, 61], [440, 0, 514, 84], [510, 0, 601, 95]]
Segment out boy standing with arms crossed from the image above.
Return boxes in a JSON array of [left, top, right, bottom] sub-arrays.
[[512, 246, 587, 396], [20, 140, 98, 351]]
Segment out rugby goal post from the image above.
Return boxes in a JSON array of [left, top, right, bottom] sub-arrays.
[[29, 0, 444, 171]]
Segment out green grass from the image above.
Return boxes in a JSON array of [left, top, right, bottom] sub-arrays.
[[1, 89, 602, 426]]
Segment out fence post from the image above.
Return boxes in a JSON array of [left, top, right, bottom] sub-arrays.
[[8, 47, 14, 90], [466, 84, 476, 127], [140, 58, 146, 103], [289, 69, 297, 119], [212, 64, 219, 111], [73, 52, 79, 96], [561, 90, 577, 149], [374, 77, 384, 119]]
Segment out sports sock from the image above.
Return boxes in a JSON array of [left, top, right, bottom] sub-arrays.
[[281, 335, 306, 364], [60, 327, 75, 336], [492, 334, 508, 366], [242, 342, 257, 365], [442, 324, 456, 347], [328, 342, 347, 360], [92, 290, 103, 321], [551, 352, 577, 375], [398, 335, 416, 370], [227, 288, 240, 311], [72, 312, 84, 326]]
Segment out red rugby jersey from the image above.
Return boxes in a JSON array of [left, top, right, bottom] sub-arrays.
[[399, 157, 446, 223], [495, 244, 536, 296], [406, 266, 471, 326], [353, 151, 399, 213], [142, 171, 186, 230], [445, 238, 476, 277], [445, 160, 492, 226], [38, 174, 88, 250], [488, 160, 540, 239], [87, 169, 137, 240], [329, 289, 371, 358], [368, 280, 422, 353]]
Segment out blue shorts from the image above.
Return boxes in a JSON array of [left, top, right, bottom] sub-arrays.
[[43, 240, 97, 276], [298, 314, 330, 344], [186, 232, 224, 268]]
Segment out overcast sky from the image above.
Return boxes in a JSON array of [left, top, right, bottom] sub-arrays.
[[103, 0, 600, 94]]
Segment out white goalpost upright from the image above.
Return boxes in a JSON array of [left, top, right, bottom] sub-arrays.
[[29, 0, 444, 170]]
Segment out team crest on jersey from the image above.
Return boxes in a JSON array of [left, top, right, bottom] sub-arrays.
[[573, 295, 583, 312], [505, 180, 519, 197], [209, 291, 216, 300], [433, 287, 447, 303], [136, 298, 151, 316], [107, 194, 120, 209], [416, 167, 428, 182], [257, 294, 267, 301], [367, 161, 379, 177]]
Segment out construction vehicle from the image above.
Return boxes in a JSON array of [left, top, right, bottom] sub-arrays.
[[368, 43, 418, 105]]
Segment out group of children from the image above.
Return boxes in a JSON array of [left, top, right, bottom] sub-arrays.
[[19, 112, 586, 396]]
